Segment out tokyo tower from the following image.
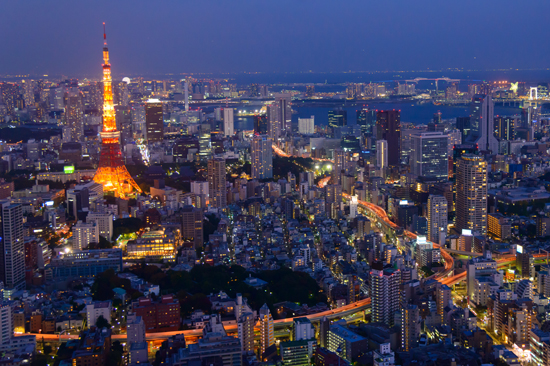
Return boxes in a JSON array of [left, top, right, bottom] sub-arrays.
[[93, 24, 141, 198]]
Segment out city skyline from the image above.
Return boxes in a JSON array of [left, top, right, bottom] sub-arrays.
[[2, 1, 550, 77]]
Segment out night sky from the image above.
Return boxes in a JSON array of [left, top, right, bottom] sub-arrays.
[[1, 0, 549, 77]]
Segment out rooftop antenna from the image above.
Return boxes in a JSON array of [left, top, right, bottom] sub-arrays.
[[103, 22, 107, 44]]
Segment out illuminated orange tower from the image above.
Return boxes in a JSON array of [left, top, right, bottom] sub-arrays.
[[93, 24, 141, 198]]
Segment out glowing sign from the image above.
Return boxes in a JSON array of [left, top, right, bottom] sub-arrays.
[[45, 201, 54, 207], [399, 200, 409, 205], [64, 166, 75, 174], [510, 82, 518, 93], [417, 236, 427, 244], [462, 229, 472, 236], [517, 245, 523, 254]]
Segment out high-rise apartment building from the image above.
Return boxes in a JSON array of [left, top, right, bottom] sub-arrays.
[[369, 261, 400, 327], [198, 123, 212, 160], [376, 110, 401, 166], [401, 304, 420, 351], [466, 94, 498, 153], [72, 220, 99, 251], [298, 116, 314, 135], [238, 312, 255, 353], [427, 195, 448, 244], [325, 184, 342, 220], [455, 154, 488, 234], [332, 149, 346, 185], [181, 205, 203, 249], [65, 89, 84, 142], [145, 100, 163, 143], [410, 132, 448, 179], [259, 304, 274, 356], [0, 202, 25, 295], [86, 212, 114, 241], [223, 108, 234, 137], [251, 135, 273, 180], [208, 158, 227, 208]]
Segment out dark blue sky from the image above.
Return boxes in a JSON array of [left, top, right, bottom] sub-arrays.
[[1, 0, 549, 77]]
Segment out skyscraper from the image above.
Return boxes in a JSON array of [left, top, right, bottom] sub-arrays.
[[266, 103, 281, 139], [370, 261, 400, 327], [198, 123, 212, 160], [223, 108, 234, 137], [93, 25, 141, 198], [65, 89, 84, 142], [181, 205, 203, 248], [376, 110, 401, 166], [254, 114, 268, 135], [466, 94, 498, 153], [275, 93, 292, 134], [328, 109, 347, 129], [376, 140, 388, 171], [208, 158, 226, 208], [455, 154, 488, 234], [427, 195, 448, 244], [145, 100, 163, 143], [410, 132, 448, 179], [0, 201, 25, 295], [356, 109, 376, 136], [251, 135, 273, 180], [259, 304, 274, 356], [494, 115, 516, 141]]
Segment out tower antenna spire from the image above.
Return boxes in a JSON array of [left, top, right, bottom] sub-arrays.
[[103, 22, 106, 43]]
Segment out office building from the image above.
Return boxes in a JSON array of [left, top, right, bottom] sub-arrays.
[[126, 229, 177, 261], [251, 135, 273, 180], [356, 109, 376, 135], [327, 323, 368, 361], [259, 304, 274, 356], [494, 116, 516, 141], [86, 212, 114, 241], [199, 123, 212, 160], [456, 116, 471, 141], [181, 205, 203, 248], [208, 158, 227, 208], [65, 89, 84, 142], [376, 140, 388, 172], [223, 108, 234, 137], [132, 295, 180, 333], [427, 195, 448, 244], [72, 221, 99, 251], [410, 132, 448, 179], [0, 302, 13, 344], [45, 249, 123, 281], [401, 304, 420, 351], [455, 154, 487, 234], [298, 116, 315, 134], [369, 261, 400, 327], [145, 99, 163, 143], [328, 109, 347, 129], [376, 110, 401, 166], [254, 114, 268, 135], [466, 94, 498, 153], [280, 339, 317, 366], [0, 202, 25, 295], [275, 93, 292, 134]]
